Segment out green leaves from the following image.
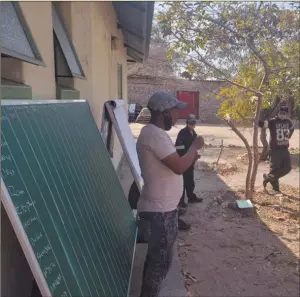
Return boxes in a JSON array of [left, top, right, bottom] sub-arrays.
[[156, 1, 299, 119]]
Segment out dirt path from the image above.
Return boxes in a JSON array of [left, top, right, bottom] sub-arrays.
[[130, 121, 300, 149], [179, 179, 299, 297], [178, 144, 299, 296], [178, 146, 299, 296]]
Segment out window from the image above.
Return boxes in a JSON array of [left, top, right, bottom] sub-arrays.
[[0, 1, 44, 66], [52, 4, 85, 79], [117, 63, 123, 99]]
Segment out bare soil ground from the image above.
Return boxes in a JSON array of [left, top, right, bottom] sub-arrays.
[[178, 182, 299, 297], [130, 121, 300, 149], [126, 122, 300, 296]]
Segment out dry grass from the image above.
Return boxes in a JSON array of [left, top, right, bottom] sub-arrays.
[[236, 185, 300, 257], [178, 185, 300, 296]]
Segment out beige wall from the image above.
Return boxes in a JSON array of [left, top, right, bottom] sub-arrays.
[[56, 1, 128, 167], [1, 2, 129, 296]]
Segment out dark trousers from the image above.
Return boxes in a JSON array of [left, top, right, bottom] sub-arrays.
[[266, 148, 292, 191], [139, 210, 178, 297], [180, 166, 195, 204]]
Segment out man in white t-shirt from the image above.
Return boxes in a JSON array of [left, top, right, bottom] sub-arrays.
[[137, 91, 204, 297]]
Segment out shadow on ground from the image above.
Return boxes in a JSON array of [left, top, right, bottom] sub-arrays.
[[178, 167, 299, 297]]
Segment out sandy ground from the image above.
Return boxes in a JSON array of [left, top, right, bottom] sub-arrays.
[[130, 120, 300, 149], [122, 122, 300, 297], [177, 174, 299, 297]]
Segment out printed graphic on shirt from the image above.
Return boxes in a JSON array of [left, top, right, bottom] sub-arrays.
[[275, 123, 290, 146]]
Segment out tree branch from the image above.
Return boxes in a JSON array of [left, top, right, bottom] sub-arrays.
[[258, 73, 267, 91], [193, 49, 262, 95], [247, 37, 271, 87]]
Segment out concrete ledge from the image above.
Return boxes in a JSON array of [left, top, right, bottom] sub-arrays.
[[129, 243, 188, 297]]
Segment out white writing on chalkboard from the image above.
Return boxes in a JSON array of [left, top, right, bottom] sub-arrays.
[[6, 112, 17, 120], [36, 244, 51, 260], [1, 141, 8, 148], [60, 291, 68, 297], [16, 200, 36, 215], [43, 262, 56, 278], [1, 115, 8, 121], [8, 185, 25, 197], [2, 168, 15, 177], [29, 232, 43, 247], [49, 274, 62, 293], [1, 155, 12, 162], [24, 216, 38, 229]]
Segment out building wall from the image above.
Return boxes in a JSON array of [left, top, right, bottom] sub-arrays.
[[54, 1, 127, 167], [128, 76, 229, 124], [1, 2, 128, 296]]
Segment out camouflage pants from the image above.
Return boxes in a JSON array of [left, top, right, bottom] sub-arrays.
[[138, 209, 178, 297]]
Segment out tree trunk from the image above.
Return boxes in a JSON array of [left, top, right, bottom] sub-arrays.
[[225, 119, 253, 199], [249, 94, 263, 199], [287, 95, 294, 118]]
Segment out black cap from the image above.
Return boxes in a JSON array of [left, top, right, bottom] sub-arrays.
[[280, 104, 288, 112], [186, 114, 197, 124]]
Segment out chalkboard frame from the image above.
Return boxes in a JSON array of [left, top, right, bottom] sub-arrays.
[[1, 99, 86, 106], [1, 179, 51, 296]]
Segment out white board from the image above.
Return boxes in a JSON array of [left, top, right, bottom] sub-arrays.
[[104, 100, 144, 192]]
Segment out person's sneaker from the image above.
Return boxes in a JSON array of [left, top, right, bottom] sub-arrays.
[[189, 194, 203, 203], [178, 218, 191, 231], [268, 189, 281, 195], [263, 173, 269, 188]]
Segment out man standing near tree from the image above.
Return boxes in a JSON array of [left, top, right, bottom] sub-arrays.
[[176, 114, 203, 207], [259, 104, 294, 194], [136, 92, 204, 297]]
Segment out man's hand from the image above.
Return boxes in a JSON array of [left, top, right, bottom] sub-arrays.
[[191, 136, 205, 150]]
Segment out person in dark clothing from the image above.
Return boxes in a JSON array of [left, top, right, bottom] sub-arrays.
[[259, 104, 295, 194], [176, 114, 203, 207]]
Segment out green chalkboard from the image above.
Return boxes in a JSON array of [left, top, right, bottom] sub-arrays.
[[1, 100, 136, 297]]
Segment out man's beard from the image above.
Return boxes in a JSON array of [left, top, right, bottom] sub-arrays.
[[164, 114, 172, 131]]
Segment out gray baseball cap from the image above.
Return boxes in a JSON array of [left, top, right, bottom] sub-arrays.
[[186, 114, 197, 124], [147, 92, 187, 112]]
